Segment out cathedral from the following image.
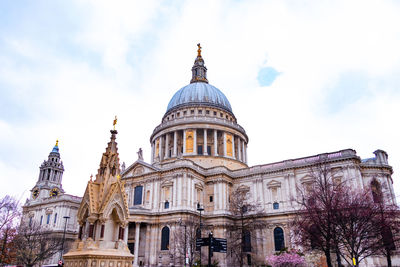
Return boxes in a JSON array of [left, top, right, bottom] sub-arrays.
[[25, 45, 397, 267]]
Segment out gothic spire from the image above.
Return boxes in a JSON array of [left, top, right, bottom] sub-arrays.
[[95, 124, 120, 184], [190, 43, 208, 84]]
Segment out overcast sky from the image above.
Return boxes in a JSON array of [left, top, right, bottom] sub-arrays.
[[1, 0, 400, 202]]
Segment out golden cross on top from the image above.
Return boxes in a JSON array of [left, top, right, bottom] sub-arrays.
[[197, 43, 202, 57], [113, 116, 117, 130]]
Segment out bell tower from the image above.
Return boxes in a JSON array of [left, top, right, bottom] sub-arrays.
[[30, 140, 65, 200]]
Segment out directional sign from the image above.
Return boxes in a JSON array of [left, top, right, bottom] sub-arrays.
[[196, 237, 209, 250], [212, 238, 227, 253], [196, 237, 227, 253]]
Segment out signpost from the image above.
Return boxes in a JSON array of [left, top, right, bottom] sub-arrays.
[[196, 233, 227, 267]]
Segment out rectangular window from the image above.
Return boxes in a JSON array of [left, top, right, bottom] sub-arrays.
[[207, 146, 211, 155], [164, 201, 170, 209], [134, 186, 143, 205], [177, 112, 180, 117], [47, 214, 50, 224], [209, 195, 213, 202], [206, 110, 210, 115], [273, 202, 279, 210], [197, 145, 203, 155], [191, 110, 195, 114], [198, 110, 202, 114], [214, 111, 217, 115], [29, 217, 32, 226], [40, 215, 43, 225], [183, 111, 187, 115], [54, 213, 57, 224]]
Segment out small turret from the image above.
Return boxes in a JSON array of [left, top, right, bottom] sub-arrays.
[[190, 43, 208, 84]]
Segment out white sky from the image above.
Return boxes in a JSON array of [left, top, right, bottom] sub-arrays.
[[1, 0, 400, 202]]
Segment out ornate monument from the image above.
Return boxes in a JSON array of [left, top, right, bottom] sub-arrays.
[[63, 125, 133, 267]]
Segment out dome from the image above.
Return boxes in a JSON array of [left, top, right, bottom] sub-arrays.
[[166, 82, 233, 113]]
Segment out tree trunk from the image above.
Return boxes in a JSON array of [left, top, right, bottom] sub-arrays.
[[324, 251, 333, 267], [335, 245, 342, 267], [386, 249, 392, 267]]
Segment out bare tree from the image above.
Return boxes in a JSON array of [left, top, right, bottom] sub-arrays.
[[172, 216, 202, 267], [333, 188, 381, 266], [0, 195, 20, 233], [292, 161, 400, 267], [0, 195, 20, 266], [291, 162, 344, 267], [376, 202, 400, 267], [0, 226, 17, 265], [228, 187, 266, 267], [14, 221, 62, 267]]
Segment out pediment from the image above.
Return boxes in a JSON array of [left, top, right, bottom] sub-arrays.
[[267, 180, 281, 189], [300, 174, 315, 184], [122, 161, 159, 177]]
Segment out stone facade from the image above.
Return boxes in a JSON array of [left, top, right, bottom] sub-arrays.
[[38, 46, 398, 267], [22, 142, 82, 266], [117, 47, 398, 267]]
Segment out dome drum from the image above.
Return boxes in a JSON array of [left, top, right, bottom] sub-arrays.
[[150, 126, 248, 169]]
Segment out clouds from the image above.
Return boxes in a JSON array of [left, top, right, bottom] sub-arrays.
[[1, 0, 400, 200]]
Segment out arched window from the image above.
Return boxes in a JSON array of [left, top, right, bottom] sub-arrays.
[[274, 227, 285, 251], [161, 226, 170, 250], [243, 230, 251, 252], [371, 180, 383, 203]]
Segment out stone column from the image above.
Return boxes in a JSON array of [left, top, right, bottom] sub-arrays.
[[133, 222, 141, 267], [172, 177, 177, 208], [158, 136, 163, 160], [177, 175, 182, 207], [151, 142, 154, 164], [232, 135, 235, 158], [238, 138, 242, 161], [245, 144, 248, 164], [183, 130, 187, 155], [173, 131, 177, 157], [242, 141, 246, 163], [214, 183, 218, 210], [164, 133, 169, 159], [223, 132, 227, 157], [203, 129, 208, 155], [218, 183, 223, 210], [214, 130, 218, 156], [222, 183, 227, 210], [193, 129, 197, 155], [145, 224, 151, 266], [187, 174, 191, 208], [124, 224, 129, 243]]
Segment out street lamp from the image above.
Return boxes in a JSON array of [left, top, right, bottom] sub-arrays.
[[197, 203, 204, 266], [59, 216, 70, 263], [178, 218, 187, 267]]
